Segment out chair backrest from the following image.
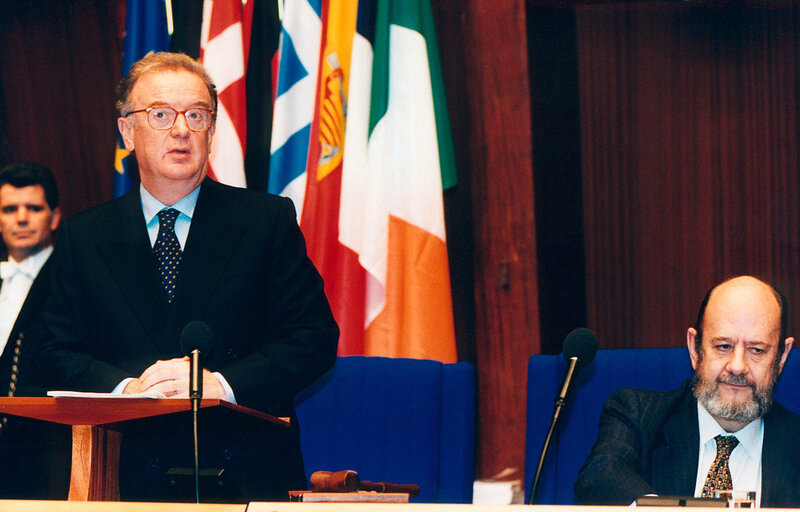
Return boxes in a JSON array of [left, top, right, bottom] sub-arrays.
[[294, 355, 476, 503], [525, 346, 800, 504]]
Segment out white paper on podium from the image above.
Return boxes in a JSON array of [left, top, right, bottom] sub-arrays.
[[47, 390, 166, 399]]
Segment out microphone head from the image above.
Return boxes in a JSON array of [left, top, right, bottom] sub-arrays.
[[562, 328, 598, 369], [180, 321, 214, 356]]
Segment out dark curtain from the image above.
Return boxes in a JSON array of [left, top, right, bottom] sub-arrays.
[[0, 0, 123, 217], [576, 3, 800, 349]]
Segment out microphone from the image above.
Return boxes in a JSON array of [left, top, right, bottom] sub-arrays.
[[180, 321, 214, 402], [556, 327, 598, 406], [179, 321, 213, 504], [527, 328, 598, 505]]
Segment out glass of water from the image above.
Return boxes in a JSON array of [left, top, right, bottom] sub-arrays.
[[713, 490, 757, 508]]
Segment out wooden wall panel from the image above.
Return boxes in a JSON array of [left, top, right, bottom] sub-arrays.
[[458, 1, 541, 479]]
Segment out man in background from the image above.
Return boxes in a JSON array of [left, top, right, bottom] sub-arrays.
[[0, 161, 70, 498], [32, 52, 339, 502], [575, 275, 800, 507]]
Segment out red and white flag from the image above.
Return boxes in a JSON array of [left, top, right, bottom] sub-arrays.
[[200, 0, 252, 187]]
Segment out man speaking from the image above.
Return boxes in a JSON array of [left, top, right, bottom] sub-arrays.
[[32, 52, 339, 502], [574, 275, 800, 507]]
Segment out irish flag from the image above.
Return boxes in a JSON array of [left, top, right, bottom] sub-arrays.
[[271, 0, 457, 362]]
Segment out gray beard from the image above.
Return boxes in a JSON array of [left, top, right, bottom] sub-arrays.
[[692, 371, 775, 424]]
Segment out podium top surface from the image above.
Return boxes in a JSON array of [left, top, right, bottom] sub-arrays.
[[0, 397, 289, 429]]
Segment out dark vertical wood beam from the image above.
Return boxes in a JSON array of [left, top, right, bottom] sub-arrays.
[[457, 1, 542, 478]]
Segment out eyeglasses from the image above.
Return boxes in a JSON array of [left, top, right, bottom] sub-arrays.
[[125, 106, 215, 132]]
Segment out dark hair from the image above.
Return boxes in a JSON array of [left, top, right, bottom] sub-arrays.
[[116, 52, 218, 121], [0, 161, 59, 209], [694, 276, 788, 356]]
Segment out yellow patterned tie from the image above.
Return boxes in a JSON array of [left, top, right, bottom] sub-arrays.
[[701, 435, 739, 498], [154, 208, 181, 304]]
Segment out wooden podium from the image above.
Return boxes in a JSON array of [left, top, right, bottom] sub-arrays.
[[0, 397, 289, 502]]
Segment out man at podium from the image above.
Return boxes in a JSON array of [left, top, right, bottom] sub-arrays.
[[30, 52, 339, 502]]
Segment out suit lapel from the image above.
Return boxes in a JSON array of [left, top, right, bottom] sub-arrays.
[[6, 258, 51, 350], [652, 387, 699, 495], [95, 190, 171, 346], [0, 257, 54, 367], [761, 406, 800, 506], [2, 257, 54, 394], [171, 179, 243, 326]]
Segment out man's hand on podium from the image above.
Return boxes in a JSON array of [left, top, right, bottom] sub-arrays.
[[122, 357, 226, 399]]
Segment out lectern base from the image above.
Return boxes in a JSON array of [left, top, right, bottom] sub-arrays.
[[69, 425, 122, 501]]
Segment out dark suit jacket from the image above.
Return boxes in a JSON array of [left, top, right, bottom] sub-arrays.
[[0, 257, 71, 499], [574, 380, 800, 507], [0, 257, 53, 392], [32, 178, 339, 502]]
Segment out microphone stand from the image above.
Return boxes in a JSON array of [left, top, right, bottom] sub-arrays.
[[527, 357, 578, 505], [189, 349, 202, 504]]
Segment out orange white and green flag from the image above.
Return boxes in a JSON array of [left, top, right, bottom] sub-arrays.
[[270, 0, 457, 362]]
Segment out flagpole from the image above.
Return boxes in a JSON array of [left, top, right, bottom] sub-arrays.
[[164, 0, 174, 36]]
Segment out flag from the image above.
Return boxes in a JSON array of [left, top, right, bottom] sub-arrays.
[[270, 0, 457, 362], [269, 0, 323, 218], [342, 0, 457, 361], [113, 0, 170, 198], [199, 0, 251, 187], [301, 0, 368, 356], [269, 0, 366, 350], [243, 0, 282, 190]]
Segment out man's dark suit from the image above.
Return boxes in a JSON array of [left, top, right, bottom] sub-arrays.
[[574, 380, 800, 507], [0, 257, 71, 499], [32, 178, 339, 502]]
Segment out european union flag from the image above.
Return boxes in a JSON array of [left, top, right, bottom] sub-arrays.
[[113, 0, 170, 198]]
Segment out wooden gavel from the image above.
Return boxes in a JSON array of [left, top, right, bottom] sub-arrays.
[[310, 470, 421, 497]]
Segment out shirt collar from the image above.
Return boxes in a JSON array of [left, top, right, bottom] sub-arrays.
[[697, 400, 763, 459], [140, 184, 200, 225], [1, 245, 53, 280]]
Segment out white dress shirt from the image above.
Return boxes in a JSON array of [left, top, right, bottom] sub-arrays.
[[0, 246, 53, 355], [694, 401, 763, 506], [111, 185, 236, 403]]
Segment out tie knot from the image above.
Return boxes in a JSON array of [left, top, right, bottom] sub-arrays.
[[0, 259, 34, 280], [157, 208, 179, 230], [714, 435, 739, 457]]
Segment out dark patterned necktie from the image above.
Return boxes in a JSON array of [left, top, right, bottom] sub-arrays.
[[701, 434, 739, 497], [154, 208, 181, 304]]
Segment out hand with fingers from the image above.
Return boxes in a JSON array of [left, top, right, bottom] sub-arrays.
[[122, 357, 225, 398]]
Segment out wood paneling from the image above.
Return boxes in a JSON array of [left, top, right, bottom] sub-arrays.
[[455, 1, 541, 478]]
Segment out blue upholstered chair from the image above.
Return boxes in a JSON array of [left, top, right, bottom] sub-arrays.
[[294, 356, 476, 503], [525, 346, 800, 504]]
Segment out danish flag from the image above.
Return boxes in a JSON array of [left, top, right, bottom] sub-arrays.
[[200, 0, 253, 188]]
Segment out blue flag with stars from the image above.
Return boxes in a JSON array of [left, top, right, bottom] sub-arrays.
[[114, 0, 170, 198]]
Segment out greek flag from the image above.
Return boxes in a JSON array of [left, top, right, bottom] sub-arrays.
[[267, 0, 323, 220]]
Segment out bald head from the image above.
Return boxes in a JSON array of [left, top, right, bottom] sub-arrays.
[[694, 276, 787, 357]]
